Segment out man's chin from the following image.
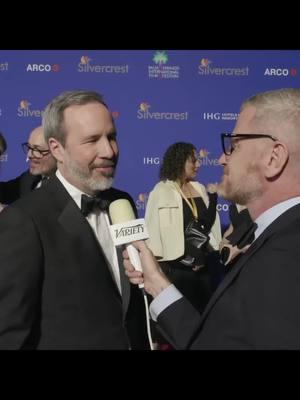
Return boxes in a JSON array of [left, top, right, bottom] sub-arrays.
[[29, 169, 41, 176], [89, 177, 114, 192], [216, 183, 226, 197], [217, 186, 235, 202]]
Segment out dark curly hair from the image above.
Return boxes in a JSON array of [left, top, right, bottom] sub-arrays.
[[159, 142, 196, 181], [0, 133, 7, 156]]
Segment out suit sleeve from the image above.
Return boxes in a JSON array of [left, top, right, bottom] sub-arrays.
[[157, 297, 203, 349], [0, 206, 43, 349]]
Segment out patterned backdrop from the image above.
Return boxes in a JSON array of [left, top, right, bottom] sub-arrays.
[[0, 49, 299, 226]]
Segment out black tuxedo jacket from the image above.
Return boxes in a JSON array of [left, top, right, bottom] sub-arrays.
[[0, 176, 148, 349], [0, 170, 41, 204], [157, 203, 300, 349]]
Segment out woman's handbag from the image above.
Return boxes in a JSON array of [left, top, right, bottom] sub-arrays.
[[180, 219, 210, 269], [175, 183, 217, 270]]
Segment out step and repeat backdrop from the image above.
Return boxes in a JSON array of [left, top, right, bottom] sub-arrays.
[[0, 50, 299, 226]]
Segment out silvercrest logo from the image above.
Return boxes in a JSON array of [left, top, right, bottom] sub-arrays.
[[115, 223, 144, 239]]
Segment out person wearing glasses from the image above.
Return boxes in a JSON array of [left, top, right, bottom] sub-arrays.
[[0, 132, 6, 156], [123, 88, 300, 349], [0, 126, 57, 205]]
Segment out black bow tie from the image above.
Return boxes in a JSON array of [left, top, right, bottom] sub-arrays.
[[40, 176, 49, 186], [80, 194, 110, 217]]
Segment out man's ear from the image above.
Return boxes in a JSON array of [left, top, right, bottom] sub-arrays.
[[48, 137, 64, 163], [265, 141, 289, 179]]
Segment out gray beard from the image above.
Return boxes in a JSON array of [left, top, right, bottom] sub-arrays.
[[87, 176, 114, 191], [67, 158, 116, 193]]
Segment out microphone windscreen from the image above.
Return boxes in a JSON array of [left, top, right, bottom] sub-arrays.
[[109, 199, 135, 224]]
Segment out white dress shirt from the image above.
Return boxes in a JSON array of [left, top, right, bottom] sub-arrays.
[[56, 170, 122, 294]]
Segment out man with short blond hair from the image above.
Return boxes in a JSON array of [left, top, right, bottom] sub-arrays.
[[124, 88, 300, 350]]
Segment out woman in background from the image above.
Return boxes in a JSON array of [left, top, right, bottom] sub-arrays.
[[145, 142, 222, 314]]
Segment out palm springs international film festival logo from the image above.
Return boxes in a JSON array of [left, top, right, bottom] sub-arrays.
[[148, 51, 180, 79], [198, 149, 219, 167], [137, 102, 188, 120], [17, 100, 44, 118], [198, 58, 249, 76], [78, 56, 129, 74]]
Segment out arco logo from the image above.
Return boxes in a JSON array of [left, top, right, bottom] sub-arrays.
[[264, 67, 297, 77], [26, 64, 60, 72]]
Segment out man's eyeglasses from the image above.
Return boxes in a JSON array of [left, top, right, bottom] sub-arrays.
[[221, 133, 278, 156], [21, 142, 51, 159]]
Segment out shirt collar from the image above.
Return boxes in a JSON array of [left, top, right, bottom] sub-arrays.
[[56, 170, 89, 209], [254, 196, 300, 240]]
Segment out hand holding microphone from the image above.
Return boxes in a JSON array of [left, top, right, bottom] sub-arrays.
[[108, 199, 168, 350], [109, 199, 172, 296]]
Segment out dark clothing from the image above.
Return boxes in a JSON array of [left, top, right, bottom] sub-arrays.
[[160, 195, 217, 314], [160, 262, 212, 314], [0, 170, 41, 204], [157, 204, 300, 349], [0, 175, 149, 349]]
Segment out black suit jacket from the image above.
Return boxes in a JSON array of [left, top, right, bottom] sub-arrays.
[[0, 170, 41, 204], [0, 176, 149, 349], [157, 203, 300, 349]]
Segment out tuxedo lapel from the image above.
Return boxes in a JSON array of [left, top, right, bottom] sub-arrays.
[[44, 177, 120, 299], [200, 203, 300, 325], [59, 199, 122, 297], [58, 197, 93, 238], [47, 177, 134, 312], [200, 234, 266, 323], [20, 171, 41, 195], [116, 247, 131, 318], [104, 188, 131, 317]]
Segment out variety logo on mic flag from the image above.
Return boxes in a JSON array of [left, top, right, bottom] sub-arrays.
[[109, 219, 149, 246]]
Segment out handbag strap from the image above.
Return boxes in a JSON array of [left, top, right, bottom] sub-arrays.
[[174, 182, 198, 221]]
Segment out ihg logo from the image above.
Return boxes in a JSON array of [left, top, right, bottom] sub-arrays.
[[143, 157, 160, 165]]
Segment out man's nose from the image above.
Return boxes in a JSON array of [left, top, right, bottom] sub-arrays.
[[218, 153, 227, 166], [98, 137, 117, 158]]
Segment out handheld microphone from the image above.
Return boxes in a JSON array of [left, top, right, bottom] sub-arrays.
[[109, 199, 154, 350], [108, 199, 149, 273]]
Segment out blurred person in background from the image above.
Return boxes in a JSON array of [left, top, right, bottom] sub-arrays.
[[145, 142, 222, 315], [0, 126, 57, 205], [0, 132, 7, 212]]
